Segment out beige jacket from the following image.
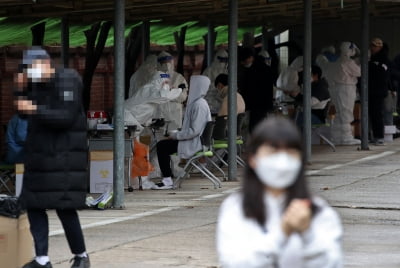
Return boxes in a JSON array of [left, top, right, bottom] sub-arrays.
[[218, 87, 246, 116]]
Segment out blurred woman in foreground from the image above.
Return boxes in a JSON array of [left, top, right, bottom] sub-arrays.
[[217, 117, 343, 268]]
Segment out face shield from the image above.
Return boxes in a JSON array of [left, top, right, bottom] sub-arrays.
[[158, 54, 174, 74]]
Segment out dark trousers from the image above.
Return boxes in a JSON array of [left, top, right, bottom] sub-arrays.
[[369, 96, 385, 139], [27, 209, 86, 256], [156, 139, 179, 177], [249, 110, 267, 133]]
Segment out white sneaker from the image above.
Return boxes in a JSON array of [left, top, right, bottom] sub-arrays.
[[341, 138, 361, 145], [151, 178, 173, 190]]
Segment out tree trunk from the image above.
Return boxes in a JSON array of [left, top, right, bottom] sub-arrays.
[[31, 21, 46, 46], [125, 25, 143, 99], [82, 21, 112, 112], [174, 26, 187, 76]]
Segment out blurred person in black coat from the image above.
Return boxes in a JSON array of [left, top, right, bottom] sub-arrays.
[[16, 47, 90, 268], [238, 47, 274, 133]]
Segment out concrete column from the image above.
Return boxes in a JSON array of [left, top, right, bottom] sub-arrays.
[[113, 0, 125, 208], [303, 0, 312, 163], [360, 0, 370, 150], [228, 0, 238, 180]]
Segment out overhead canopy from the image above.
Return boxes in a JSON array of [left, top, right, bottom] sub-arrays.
[[0, 18, 262, 46], [0, 0, 399, 28]]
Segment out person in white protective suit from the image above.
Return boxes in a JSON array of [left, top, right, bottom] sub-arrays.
[[128, 54, 158, 98], [315, 46, 337, 93], [202, 48, 229, 114], [156, 51, 188, 130], [124, 72, 182, 133], [258, 49, 272, 66], [276, 56, 303, 103], [328, 42, 361, 145]]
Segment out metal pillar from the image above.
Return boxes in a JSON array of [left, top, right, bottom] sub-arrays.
[[113, 0, 125, 208], [207, 22, 214, 67], [228, 0, 238, 180], [61, 17, 69, 68], [360, 0, 370, 150], [303, 0, 312, 163], [141, 20, 150, 62]]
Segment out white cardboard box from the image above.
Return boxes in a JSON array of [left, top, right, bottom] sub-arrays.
[[384, 125, 396, 134], [384, 125, 396, 142], [90, 151, 113, 193]]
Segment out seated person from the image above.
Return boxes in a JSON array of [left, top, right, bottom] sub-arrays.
[[288, 65, 330, 125], [154, 75, 211, 190], [5, 113, 28, 164], [215, 74, 246, 117]]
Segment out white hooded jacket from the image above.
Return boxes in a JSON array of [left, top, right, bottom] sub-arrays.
[[217, 193, 343, 268], [170, 75, 212, 159]]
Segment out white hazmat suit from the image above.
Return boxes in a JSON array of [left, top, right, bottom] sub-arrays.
[[156, 51, 188, 130], [258, 49, 272, 66], [202, 48, 229, 113], [276, 56, 303, 103], [328, 42, 361, 145], [128, 54, 158, 98], [124, 72, 182, 133]]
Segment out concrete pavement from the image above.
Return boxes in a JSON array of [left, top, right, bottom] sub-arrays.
[[46, 140, 400, 268]]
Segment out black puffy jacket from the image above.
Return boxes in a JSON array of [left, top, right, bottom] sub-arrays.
[[20, 68, 88, 209], [369, 45, 390, 98]]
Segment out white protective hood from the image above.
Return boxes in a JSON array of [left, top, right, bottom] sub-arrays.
[[202, 48, 228, 113], [340, 42, 357, 58], [157, 51, 175, 74], [128, 54, 158, 98]]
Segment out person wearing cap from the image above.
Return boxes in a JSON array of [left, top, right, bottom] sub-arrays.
[[369, 38, 391, 145], [328, 42, 361, 145], [202, 48, 229, 114], [154, 75, 211, 190], [16, 47, 90, 268], [155, 51, 188, 130]]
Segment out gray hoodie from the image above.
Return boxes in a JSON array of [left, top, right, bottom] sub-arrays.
[[170, 75, 211, 159]]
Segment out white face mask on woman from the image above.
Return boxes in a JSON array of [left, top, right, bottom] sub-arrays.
[[254, 152, 301, 189]]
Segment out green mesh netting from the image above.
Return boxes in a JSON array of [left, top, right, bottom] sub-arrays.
[[0, 17, 262, 47]]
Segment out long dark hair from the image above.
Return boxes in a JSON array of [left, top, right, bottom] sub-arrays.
[[242, 116, 316, 227]]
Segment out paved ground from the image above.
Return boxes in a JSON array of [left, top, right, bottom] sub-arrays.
[[44, 140, 400, 268]]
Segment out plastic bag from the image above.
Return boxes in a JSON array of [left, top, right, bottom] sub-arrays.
[[131, 139, 154, 178], [0, 195, 22, 218]]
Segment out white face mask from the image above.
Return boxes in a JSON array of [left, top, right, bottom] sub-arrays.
[[27, 67, 43, 82], [244, 63, 252, 68], [254, 152, 301, 189]]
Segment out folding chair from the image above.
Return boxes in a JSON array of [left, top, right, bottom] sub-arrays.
[[174, 121, 223, 189], [212, 113, 246, 167], [0, 163, 15, 195]]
